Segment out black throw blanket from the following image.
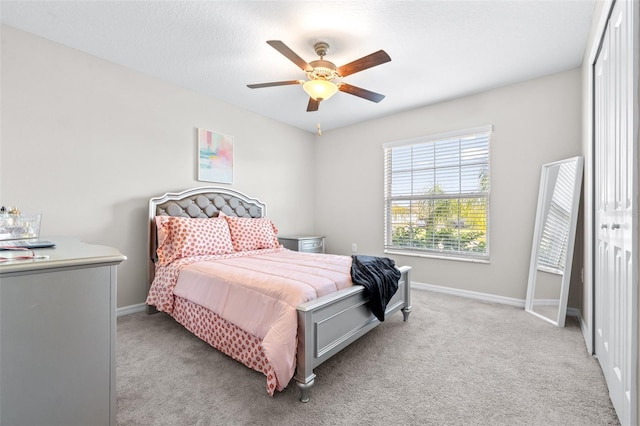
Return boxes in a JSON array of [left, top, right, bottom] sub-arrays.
[[350, 255, 401, 322]]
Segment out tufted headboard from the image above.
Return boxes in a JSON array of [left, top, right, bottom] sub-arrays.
[[147, 187, 267, 304], [150, 187, 266, 221]]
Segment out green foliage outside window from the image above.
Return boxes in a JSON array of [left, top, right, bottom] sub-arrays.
[[390, 195, 487, 255]]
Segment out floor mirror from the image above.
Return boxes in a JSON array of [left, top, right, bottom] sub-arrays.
[[525, 156, 583, 327]]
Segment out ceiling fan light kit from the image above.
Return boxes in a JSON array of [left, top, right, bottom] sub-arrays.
[[302, 79, 338, 101], [248, 40, 391, 113]]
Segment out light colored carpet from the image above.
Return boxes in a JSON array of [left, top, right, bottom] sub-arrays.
[[117, 289, 619, 425]]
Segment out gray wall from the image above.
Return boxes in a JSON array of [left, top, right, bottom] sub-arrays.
[[0, 26, 316, 308], [1, 24, 583, 310], [314, 69, 583, 301]]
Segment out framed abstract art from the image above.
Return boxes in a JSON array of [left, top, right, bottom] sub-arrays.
[[197, 128, 233, 184]]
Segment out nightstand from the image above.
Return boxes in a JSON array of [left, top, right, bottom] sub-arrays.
[[278, 235, 325, 253]]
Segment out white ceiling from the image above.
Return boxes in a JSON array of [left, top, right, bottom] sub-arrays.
[[0, 0, 596, 133]]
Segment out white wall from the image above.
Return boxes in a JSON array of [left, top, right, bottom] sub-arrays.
[[0, 25, 316, 308], [314, 69, 583, 301]]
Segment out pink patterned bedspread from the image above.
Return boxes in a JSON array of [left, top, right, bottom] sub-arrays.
[[146, 248, 353, 393]]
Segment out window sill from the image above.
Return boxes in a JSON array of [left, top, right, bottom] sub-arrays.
[[384, 249, 490, 264]]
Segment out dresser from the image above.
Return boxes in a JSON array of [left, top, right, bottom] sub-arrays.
[[0, 238, 126, 426], [278, 235, 325, 253]]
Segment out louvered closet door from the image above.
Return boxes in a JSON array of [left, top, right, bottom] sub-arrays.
[[594, 1, 638, 425]]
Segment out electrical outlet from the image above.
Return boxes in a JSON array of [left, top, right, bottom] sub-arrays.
[[352, 243, 357, 253]]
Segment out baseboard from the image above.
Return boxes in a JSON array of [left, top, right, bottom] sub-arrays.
[[411, 282, 525, 308], [411, 282, 582, 319], [574, 309, 592, 353], [117, 303, 147, 317], [567, 307, 581, 318]]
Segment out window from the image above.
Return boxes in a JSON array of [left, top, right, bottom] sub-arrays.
[[384, 126, 491, 260]]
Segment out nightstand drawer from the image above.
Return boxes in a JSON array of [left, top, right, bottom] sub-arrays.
[[278, 236, 325, 253], [300, 239, 323, 252]]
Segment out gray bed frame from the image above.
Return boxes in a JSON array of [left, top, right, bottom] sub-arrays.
[[147, 186, 412, 402]]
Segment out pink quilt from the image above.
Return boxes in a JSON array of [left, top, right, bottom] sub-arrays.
[[146, 248, 353, 392]]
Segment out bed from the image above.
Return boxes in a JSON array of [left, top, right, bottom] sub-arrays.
[[146, 186, 412, 402]]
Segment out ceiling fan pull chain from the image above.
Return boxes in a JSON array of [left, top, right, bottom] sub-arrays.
[[317, 122, 322, 136]]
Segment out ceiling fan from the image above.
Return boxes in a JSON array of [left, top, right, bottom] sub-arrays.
[[247, 40, 391, 112]]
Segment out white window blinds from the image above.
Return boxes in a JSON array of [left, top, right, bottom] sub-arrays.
[[384, 126, 491, 259]]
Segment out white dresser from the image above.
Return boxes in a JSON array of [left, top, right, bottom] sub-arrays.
[[0, 238, 126, 426]]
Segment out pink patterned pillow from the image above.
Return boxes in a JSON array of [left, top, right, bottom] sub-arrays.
[[156, 216, 234, 265], [223, 215, 280, 252]]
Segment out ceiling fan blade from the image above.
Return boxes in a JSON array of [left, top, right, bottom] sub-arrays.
[[307, 97, 320, 112], [247, 80, 301, 89], [337, 50, 391, 77], [339, 83, 386, 103], [266, 40, 313, 72]]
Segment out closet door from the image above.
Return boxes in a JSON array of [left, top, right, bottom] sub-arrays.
[[594, 1, 638, 425]]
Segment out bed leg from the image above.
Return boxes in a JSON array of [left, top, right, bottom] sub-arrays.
[[402, 305, 412, 321], [400, 266, 412, 322], [296, 378, 315, 403]]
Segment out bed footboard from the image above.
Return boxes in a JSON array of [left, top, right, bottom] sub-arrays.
[[294, 265, 411, 402]]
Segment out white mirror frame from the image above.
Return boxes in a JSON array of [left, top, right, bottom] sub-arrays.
[[525, 156, 584, 327]]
